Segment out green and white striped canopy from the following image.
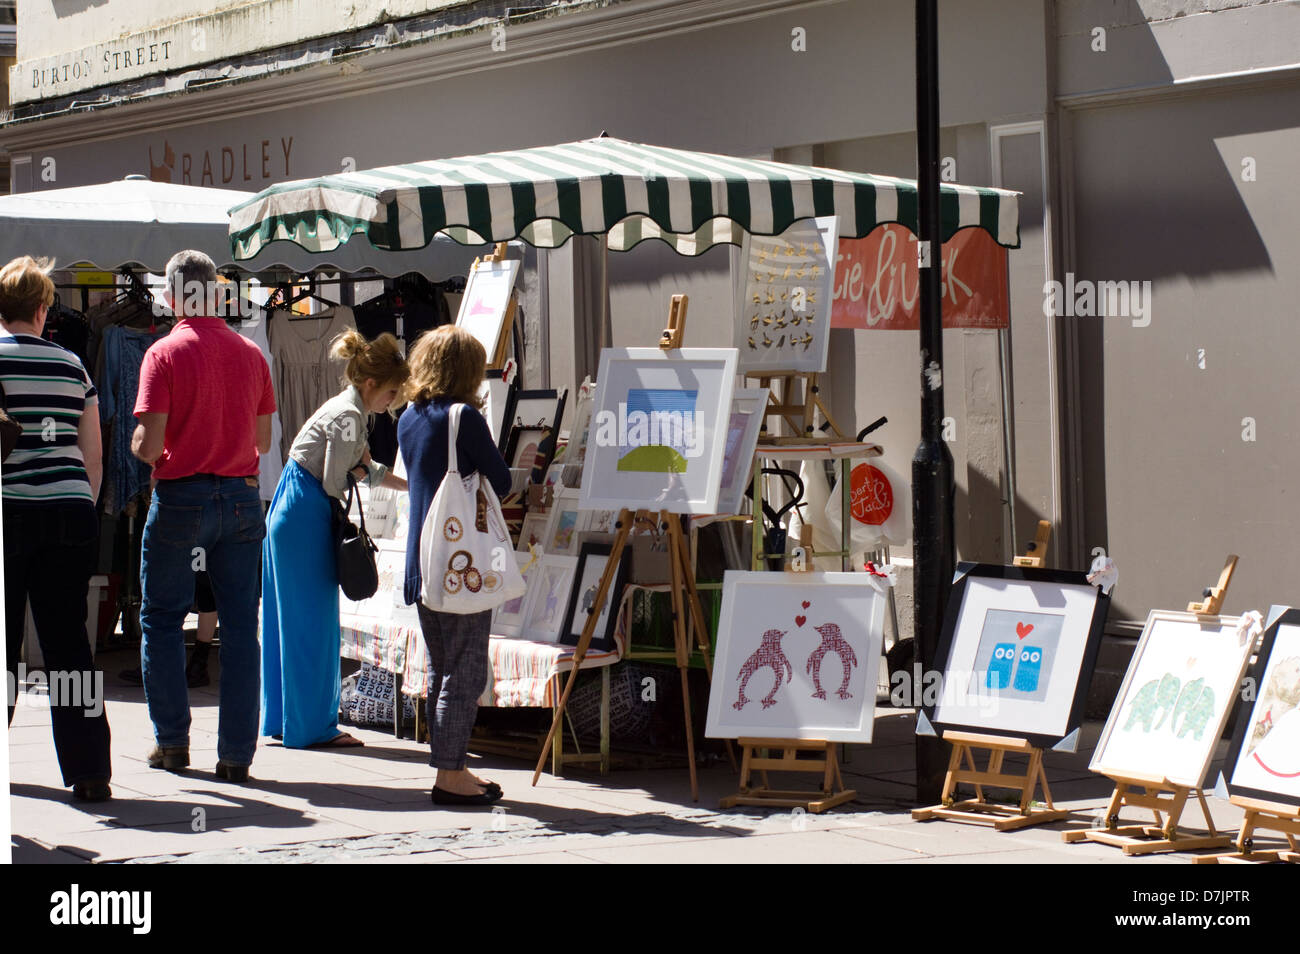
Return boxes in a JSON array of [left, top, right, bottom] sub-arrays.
[[229, 136, 1019, 260]]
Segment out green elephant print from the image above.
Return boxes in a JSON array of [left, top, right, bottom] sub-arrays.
[[1123, 673, 1181, 732], [1170, 677, 1216, 740]]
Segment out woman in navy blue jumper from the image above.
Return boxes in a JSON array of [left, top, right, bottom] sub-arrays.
[[398, 325, 511, 805]]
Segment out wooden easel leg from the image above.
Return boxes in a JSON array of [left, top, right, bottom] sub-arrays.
[[1196, 788, 1220, 838], [664, 513, 701, 802], [1020, 750, 1042, 815], [939, 743, 963, 805], [532, 508, 635, 786]]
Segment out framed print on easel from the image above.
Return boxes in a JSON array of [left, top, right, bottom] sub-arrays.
[[925, 563, 1110, 750], [578, 347, 738, 515], [704, 571, 886, 743], [734, 217, 838, 375], [1222, 605, 1300, 806], [456, 253, 520, 369], [1092, 610, 1254, 789]]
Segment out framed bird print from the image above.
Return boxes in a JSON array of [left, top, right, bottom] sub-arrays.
[[705, 571, 886, 743], [926, 563, 1110, 750], [1222, 606, 1300, 807], [734, 216, 838, 375], [1092, 609, 1255, 788]]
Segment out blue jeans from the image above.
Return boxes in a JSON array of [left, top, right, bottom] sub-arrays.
[[140, 475, 265, 765]]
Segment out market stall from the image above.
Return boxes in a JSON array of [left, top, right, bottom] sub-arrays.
[[228, 136, 1020, 778]]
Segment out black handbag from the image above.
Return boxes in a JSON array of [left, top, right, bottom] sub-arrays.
[[333, 472, 379, 601], [0, 377, 23, 463]]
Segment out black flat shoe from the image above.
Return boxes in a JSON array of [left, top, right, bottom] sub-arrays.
[[431, 785, 503, 806]]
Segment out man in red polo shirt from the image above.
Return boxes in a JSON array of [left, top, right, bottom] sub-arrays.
[[132, 250, 274, 782]]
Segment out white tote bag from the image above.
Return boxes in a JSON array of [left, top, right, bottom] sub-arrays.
[[419, 403, 525, 613]]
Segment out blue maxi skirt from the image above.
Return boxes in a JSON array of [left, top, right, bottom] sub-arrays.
[[260, 459, 342, 747]]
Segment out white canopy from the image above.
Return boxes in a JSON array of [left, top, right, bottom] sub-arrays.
[[0, 176, 499, 279]]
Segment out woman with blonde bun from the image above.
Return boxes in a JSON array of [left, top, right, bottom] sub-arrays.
[[261, 330, 409, 748]]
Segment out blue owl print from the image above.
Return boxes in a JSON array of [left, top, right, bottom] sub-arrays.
[[1013, 646, 1043, 693], [986, 643, 1017, 690]]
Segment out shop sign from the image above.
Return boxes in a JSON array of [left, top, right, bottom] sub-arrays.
[[830, 224, 1009, 330], [146, 137, 296, 186]]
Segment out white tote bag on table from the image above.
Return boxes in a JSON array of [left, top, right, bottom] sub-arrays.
[[419, 403, 525, 613]]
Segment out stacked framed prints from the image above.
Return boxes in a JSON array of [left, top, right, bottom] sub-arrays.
[[559, 542, 632, 653], [519, 555, 578, 643], [925, 563, 1110, 749], [714, 387, 769, 515], [479, 369, 517, 447], [734, 217, 838, 375], [456, 254, 519, 369], [705, 571, 886, 743], [578, 347, 738, 515], [491, 552, 538, 638], [504, 388, 567, 479]]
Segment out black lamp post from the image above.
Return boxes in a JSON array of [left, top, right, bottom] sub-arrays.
[[912, 0, 952, 806]]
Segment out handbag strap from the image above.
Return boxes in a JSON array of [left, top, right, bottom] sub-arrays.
[[446, 402, 464, 475], [343, 471, 371, 540]]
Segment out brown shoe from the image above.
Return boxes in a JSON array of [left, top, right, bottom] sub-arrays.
[[146, 744, 189, 771]]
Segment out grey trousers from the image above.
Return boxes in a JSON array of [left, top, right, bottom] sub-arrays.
[[416, 604, 491, 770]]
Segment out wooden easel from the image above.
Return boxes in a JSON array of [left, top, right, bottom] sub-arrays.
[[912, 526, 1068, 830], [911, 731, 1069, 830], [531, 295, 720, 800], [721, 520, 857, 813], [1062, 555, 1240, 856], [1194, 795, 1300, 864], [465, 242, 518, 369], [746, 371, 848, 443], [1011, 520, 1051, 568], [720, 739, 855, 814]]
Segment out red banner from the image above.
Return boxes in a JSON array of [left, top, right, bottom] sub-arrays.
[[830, 225, 1009, 330]]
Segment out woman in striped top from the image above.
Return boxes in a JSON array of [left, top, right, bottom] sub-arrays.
[[1, 256, 112, 802]]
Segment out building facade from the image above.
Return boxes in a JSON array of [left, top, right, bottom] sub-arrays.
[[3, 0, 1298, 655]]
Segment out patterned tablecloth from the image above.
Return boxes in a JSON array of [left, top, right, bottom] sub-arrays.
[[340, 556, 643, 708]]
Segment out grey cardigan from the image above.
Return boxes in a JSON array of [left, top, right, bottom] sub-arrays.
[[287, 385, 391, 500]]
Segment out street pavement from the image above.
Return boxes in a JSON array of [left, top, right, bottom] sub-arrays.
[[7, 649, 1262, 864]]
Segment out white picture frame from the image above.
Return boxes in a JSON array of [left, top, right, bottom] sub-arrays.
[[520, 554, 578, 643], [456, 257, 520, 368], [1092, 609, 1256, 788], [713, 387, 769, 516], [734, 216, 838, 374], [578, 347, 738, 515], [542, 489, 586, 556], [516, 511, 550, 554], [491, 551, 539, 638], [705, 571, 886, 743], [925, 564, 1110, 748]]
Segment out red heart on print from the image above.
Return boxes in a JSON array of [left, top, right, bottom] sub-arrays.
[[795, 615, 807, 627], [801, 601, 811, 609], [1016, 622, 1034, 640]]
